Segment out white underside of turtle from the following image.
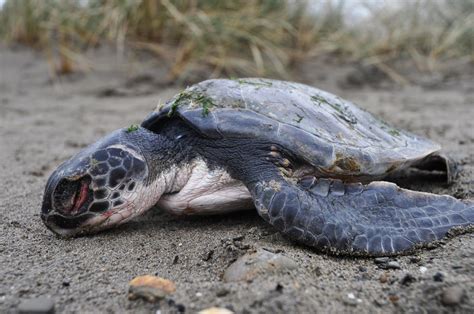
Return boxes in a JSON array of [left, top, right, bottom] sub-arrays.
[[157, 159, 253, 215]]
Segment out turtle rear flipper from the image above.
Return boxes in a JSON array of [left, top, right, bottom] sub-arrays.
[[412, 153, 458, 184], [250, 174, 473, 256]]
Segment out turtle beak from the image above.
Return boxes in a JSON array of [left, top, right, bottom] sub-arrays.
[[41, 213, 95, 237], [41, 170, 95, 236]]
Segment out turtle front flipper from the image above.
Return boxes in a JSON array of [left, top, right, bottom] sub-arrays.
[[250, 175, 473, 256]]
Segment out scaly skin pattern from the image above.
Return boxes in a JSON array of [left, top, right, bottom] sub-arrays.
[[250, 174, 474, 256]]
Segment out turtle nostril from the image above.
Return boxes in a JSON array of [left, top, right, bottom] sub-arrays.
[[53, 176, 92, 215], [53, 179, 78, 212]]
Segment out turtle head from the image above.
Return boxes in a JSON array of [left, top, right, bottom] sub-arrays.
[[41, 127, 159, 236]]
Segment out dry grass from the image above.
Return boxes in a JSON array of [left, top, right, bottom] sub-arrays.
[[0, 0, 472, 81]]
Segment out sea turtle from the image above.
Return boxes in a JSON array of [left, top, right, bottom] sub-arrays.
[[41, 78, 473, 256]]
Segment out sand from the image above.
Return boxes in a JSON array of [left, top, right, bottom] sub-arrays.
[[0, 48, 473, 313]]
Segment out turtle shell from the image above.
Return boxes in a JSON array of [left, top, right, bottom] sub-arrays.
[[142, 78, 440, 178]]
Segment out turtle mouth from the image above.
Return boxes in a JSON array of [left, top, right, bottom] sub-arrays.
[[42, 212, 95, 236], [53, 176, 93, 216]]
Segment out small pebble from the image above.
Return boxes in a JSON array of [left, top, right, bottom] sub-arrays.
[[409, 256, 421, 263], [441, 286, 464, 306], [374, 257, 389, 264], [343, 293, 362, 306], [400, 273, 416, 286], [358, 266, 367, 272], [275, 283, 284, 292], [198, 307, 234, 314], [216, 288, 230, 297], [419, 266, 428, 273], [386, 261, 401, 270], [433, 272, 444, 282], [176, 304, 186, 313], [247, 227, 258, 234], [379, 273, 388, 283], [388, 294, 400, 304], [128, 275, 176, 302], [313, 266, 322, 276], [374, 298, 389, 307], [202, 250, 214, 261], [18, 297, 55, 314], [343, 298, 358, 306], [361, 272, 371, 280], [374, 258, 400, 270], [261, 247, 284, 254], [223, 249, 297, 282], [233, 235, 245, 241]]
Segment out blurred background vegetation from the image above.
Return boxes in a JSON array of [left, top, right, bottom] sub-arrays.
[[0, 0, 472, 82]]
